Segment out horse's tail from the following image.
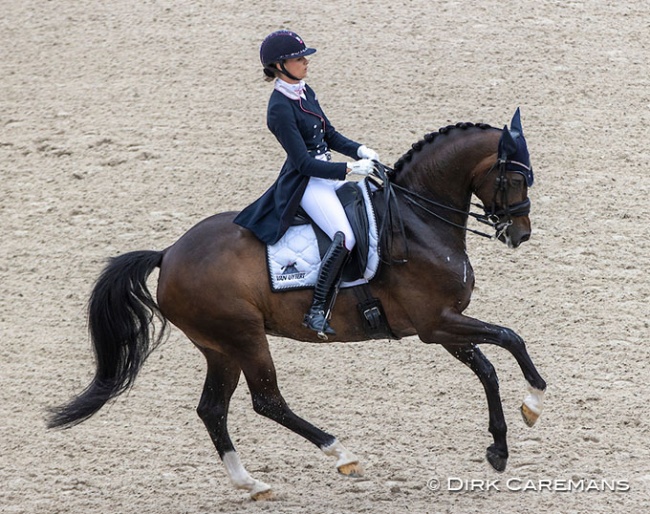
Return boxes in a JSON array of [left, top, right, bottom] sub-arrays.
[[47, 250, 168, 429]]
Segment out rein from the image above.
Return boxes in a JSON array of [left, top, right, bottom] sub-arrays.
[[392, 181, 498, 239], [370, 159, 529, 264], [372, 164, 410, 264]]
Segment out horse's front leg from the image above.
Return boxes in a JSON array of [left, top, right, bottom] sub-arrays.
[[443, 343, 508, 472], [427, 311, 547, 425]]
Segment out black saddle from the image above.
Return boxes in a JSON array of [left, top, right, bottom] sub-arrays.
[[292, 182, 370, 283], [291, 178, 395, 340]]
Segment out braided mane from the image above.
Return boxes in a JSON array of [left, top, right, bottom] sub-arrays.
[[393, 122, 495, 173]]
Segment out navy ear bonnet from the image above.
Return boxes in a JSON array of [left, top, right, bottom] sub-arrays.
[[498, 108, 534, 187]]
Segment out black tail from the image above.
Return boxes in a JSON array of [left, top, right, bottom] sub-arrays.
[[47, 250, 168, 429]]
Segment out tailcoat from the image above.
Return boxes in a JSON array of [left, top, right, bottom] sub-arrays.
[[234, 84, 360, 244]]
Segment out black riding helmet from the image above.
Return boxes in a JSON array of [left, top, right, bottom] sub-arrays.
[[260, 30, 316, 81]]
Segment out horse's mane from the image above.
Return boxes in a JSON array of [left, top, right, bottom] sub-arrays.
[[393, 122, 496, 173]]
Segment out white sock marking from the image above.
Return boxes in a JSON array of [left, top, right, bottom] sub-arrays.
[[321, 439, 359, 468], [523, 386, 545, 416], [222, 451, 271, 497]]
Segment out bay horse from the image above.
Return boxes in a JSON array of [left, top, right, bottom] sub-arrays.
[[48, 109, 547, 500]]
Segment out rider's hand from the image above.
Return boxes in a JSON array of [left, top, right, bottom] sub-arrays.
[[347, 159, 375, 176], [357, 145, 380, 162]]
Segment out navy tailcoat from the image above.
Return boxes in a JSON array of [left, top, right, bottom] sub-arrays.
[[233, 84, 361, 244]]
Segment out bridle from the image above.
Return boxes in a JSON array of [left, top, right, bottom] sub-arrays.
[[370, 157, 531, 264], [473, 156, 532, 238]]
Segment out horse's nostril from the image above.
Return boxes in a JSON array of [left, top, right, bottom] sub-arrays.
[[509, 230, 531, 249]]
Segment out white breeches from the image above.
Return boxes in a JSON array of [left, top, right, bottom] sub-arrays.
[[300, 177, 356, 251]]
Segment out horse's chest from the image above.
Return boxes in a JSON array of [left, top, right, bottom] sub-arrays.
[[442, 255, 475, 291]]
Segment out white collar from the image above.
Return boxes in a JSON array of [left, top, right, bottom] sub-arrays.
[[274, 78, 306, 100]]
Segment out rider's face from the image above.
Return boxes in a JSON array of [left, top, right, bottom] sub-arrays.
[[278, 56, 309, 83]]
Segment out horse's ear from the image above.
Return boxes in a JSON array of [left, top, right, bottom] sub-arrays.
[[510, 107, 523, 136], [500, 124, 518, 155]]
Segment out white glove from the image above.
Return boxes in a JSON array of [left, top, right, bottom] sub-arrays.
[[357, 145, 380, 162], [347, 159, 375, 176]]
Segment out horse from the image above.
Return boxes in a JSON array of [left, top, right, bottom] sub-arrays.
[[48, 109, 547, 500]]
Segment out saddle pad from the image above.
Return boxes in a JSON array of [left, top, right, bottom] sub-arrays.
[[267, 178, 379, 292]]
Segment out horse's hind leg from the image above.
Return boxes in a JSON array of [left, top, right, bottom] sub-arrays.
[[239, 339, 363, 478], [443, 344, 508, 472], [196, 347, 272, 500]]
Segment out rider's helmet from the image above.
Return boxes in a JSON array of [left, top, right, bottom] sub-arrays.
[[260, 30, 316, 80]]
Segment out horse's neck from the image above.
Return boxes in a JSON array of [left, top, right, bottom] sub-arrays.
[[386, 130, 498, 254], [398, 136, 487, 200], [393, 151, 473, 228]]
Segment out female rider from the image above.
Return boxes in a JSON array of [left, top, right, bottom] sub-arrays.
[[234, 30, 379, 338]]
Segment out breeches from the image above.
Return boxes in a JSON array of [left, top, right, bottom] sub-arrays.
[[300, 177, 355, 251]]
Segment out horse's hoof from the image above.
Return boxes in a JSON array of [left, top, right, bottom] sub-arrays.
[[486, 446, 507, 472], [250, 488, 275, 501], [338, 461, 364, 478], [521, 387, 544, 427], [520, 403, 539, 427]]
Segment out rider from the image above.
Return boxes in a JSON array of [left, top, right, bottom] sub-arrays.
[[233, 30, 379, 337]]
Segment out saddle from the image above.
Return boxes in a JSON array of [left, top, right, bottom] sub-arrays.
[[267, 179, 380, 291], [294, 182, 371, 283], [266, 178, 394, 339]]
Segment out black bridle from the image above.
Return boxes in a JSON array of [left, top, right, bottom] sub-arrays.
[[474, 156, 532, 237], [370, 159, 531, 263]]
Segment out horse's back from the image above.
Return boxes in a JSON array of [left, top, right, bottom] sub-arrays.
[[165, 211, 261, 264], [156, 211, 268, 331]]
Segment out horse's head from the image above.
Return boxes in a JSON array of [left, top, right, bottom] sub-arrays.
[[474, 108, 534, 248]]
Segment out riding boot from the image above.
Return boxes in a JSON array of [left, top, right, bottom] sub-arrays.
[[303, 231, 349, 339]]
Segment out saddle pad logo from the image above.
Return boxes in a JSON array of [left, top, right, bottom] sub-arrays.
[[275, 262, 306, 283]]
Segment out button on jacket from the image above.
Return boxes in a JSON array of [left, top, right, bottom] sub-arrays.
[[234, 84, 361, 244]]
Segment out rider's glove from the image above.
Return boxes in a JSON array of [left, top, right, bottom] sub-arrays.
[[347, 159, 375, 176], [357, 145, 380, 162]]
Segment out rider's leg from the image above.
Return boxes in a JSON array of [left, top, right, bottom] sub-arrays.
[[300, 178, 354, 338], [302, 231, 349, 338], [300, 177, 356, 250]]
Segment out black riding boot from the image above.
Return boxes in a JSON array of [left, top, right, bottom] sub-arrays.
[[303, 231, 349, 339]]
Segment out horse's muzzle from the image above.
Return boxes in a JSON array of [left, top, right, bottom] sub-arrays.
[[501, 217, 531, 248]]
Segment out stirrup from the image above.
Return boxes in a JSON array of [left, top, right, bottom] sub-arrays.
[[303, 311, 336, 340]]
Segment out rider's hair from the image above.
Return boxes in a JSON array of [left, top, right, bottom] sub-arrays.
[[263, 65, 278, 82]]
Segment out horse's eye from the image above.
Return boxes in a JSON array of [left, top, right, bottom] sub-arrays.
[[510, 176, 524, 189]]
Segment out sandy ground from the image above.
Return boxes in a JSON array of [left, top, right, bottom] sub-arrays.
[[2, 1, 650, 513]]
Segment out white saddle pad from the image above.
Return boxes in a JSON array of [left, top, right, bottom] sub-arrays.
[[267, 179, 380, 292]]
